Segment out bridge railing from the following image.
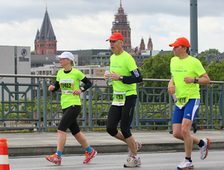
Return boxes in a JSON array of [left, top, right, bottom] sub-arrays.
[[0, 74, 223, 131]]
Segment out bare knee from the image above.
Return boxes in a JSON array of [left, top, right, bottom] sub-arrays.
[[181, 127, 190, 138], [173, 131, 182, 139]]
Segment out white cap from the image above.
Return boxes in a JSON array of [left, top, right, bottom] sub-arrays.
[[57, 52, 74, 61]]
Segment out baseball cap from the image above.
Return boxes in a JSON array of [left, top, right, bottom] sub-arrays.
[[107, 32, 124, 41], [169, 37, 191, 47], [57, 51, 74, 61]]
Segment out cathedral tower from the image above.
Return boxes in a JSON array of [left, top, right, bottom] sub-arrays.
[[111, 0, 131, 51], [34, 9, 57, 55]]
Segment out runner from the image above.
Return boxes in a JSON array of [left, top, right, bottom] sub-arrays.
[[168, 37, 210, 169], [105, 32, 143, 168], [45, 51, 97, 165]]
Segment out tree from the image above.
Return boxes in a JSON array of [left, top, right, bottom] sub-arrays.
[[197, 49, 224, 81], [197, 49, 221, 66], [141, 52, 173, 87], [207, 61, 224, 81]]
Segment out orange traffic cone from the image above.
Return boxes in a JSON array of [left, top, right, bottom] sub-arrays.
[[0, 138, 10, 170]]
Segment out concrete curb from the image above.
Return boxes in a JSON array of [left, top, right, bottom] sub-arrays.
[[8, 141, 223, 157]]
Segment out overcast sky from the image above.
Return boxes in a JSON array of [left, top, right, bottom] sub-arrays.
[[0, 0, 223, 53]]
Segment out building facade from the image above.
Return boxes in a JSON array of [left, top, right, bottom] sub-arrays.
[[0, 46, 31, 100]]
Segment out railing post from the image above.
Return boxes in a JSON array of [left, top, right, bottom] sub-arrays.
[[209, 85, 213, 129], [42, 79, 48, 132], [135, 84, 140, 129], [221, 84, 224, 128], [82, 91, 87, 129], [168, 95, 173, 131], [205, 85, 209, 129], [88, 86, 93, 129], [36, 78, 41, 131], [1, 82, 5, 121]]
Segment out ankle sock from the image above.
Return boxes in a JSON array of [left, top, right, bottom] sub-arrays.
[[56, 151, 62, 157], [85, 146, 93, 153], [198, 139, 205, 147], [185, 157, 192, 162]]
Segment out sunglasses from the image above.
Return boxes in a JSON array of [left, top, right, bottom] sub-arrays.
[[109, 40, 117, 43]]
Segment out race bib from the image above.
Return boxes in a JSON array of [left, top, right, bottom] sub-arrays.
[[176, 97, 189, 109], [60, 79, 74, 94], [112, 91, 126, 106]]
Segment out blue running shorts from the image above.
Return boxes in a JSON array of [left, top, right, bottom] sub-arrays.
[[172, 99, 200, 124]]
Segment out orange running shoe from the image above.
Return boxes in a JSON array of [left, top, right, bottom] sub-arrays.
[[45, 153, 62, 166], [83, 148, 97, 164]]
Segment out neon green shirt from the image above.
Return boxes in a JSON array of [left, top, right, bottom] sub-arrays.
[[170, 55, 206, 99], [110, 51, 138, 96], [56, 68, 85, 109]]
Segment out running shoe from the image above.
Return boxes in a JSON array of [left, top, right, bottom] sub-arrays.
[[177, 159, 194, 169], [83, 148, 97, 164], [124, 155, 141, 168], [199, 138, 211, 160], [45, 153, 62, 166]]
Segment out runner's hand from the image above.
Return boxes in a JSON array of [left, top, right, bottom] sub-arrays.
[[168, 79, 175, 95], [168, 86, 175, 95], [184, 77, 194, 84], [110, 72, 120, 80], [104, 71, 110, 80], [48, 85, 55, 91], [73, 89, 82, 95]]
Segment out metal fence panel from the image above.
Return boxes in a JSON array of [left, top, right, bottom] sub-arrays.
[[0, 74, 223, 132]]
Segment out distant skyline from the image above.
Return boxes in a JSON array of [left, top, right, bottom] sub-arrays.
[[0, 0, 223, 53]]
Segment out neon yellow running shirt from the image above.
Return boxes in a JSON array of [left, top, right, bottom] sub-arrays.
[[110, 51, 138, 96], [56, 68, 85, 109], [170, 55, 206, 99]]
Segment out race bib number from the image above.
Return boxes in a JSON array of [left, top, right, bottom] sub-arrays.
[[176, 97, 189, 109], [60, 79, 74, 94], [112, 91, 126, 106]]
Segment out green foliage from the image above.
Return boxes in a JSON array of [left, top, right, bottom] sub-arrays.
[[141, 49, 224, 84], [197, 49, 221, 65], [207, 61, 224, 81], [196, 49, 224, 81], [141, 52, 173, 87]]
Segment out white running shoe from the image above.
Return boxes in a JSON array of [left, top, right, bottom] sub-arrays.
[[177, 159, 194, 169], [124, 156, 141, 168], [199, 138, 210, 160]]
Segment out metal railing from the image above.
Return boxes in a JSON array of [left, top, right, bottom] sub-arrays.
[[0, 74, 223, 131]]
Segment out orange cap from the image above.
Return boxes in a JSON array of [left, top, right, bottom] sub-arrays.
[[107, 32, 124, 41], [169, 37, 190, 47]]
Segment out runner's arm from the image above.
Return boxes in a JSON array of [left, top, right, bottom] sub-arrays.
[[194, 73, 210, 85], [122, 69, 143, 84], [51, 81, 60, 92], [80, 77, 92, 92]]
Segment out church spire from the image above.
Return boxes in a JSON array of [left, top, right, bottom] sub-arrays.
[[39, 9, 56, 41], [140, 38, 145, 51], [111, 0, 131, 52], [34, 9, 57, 55], [147, 36, 153, 51]]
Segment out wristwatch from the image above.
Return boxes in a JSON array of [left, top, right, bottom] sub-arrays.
[[194, 77, 199, 83], [119, 76, 123, 81], [80, 87, 85, 92]]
